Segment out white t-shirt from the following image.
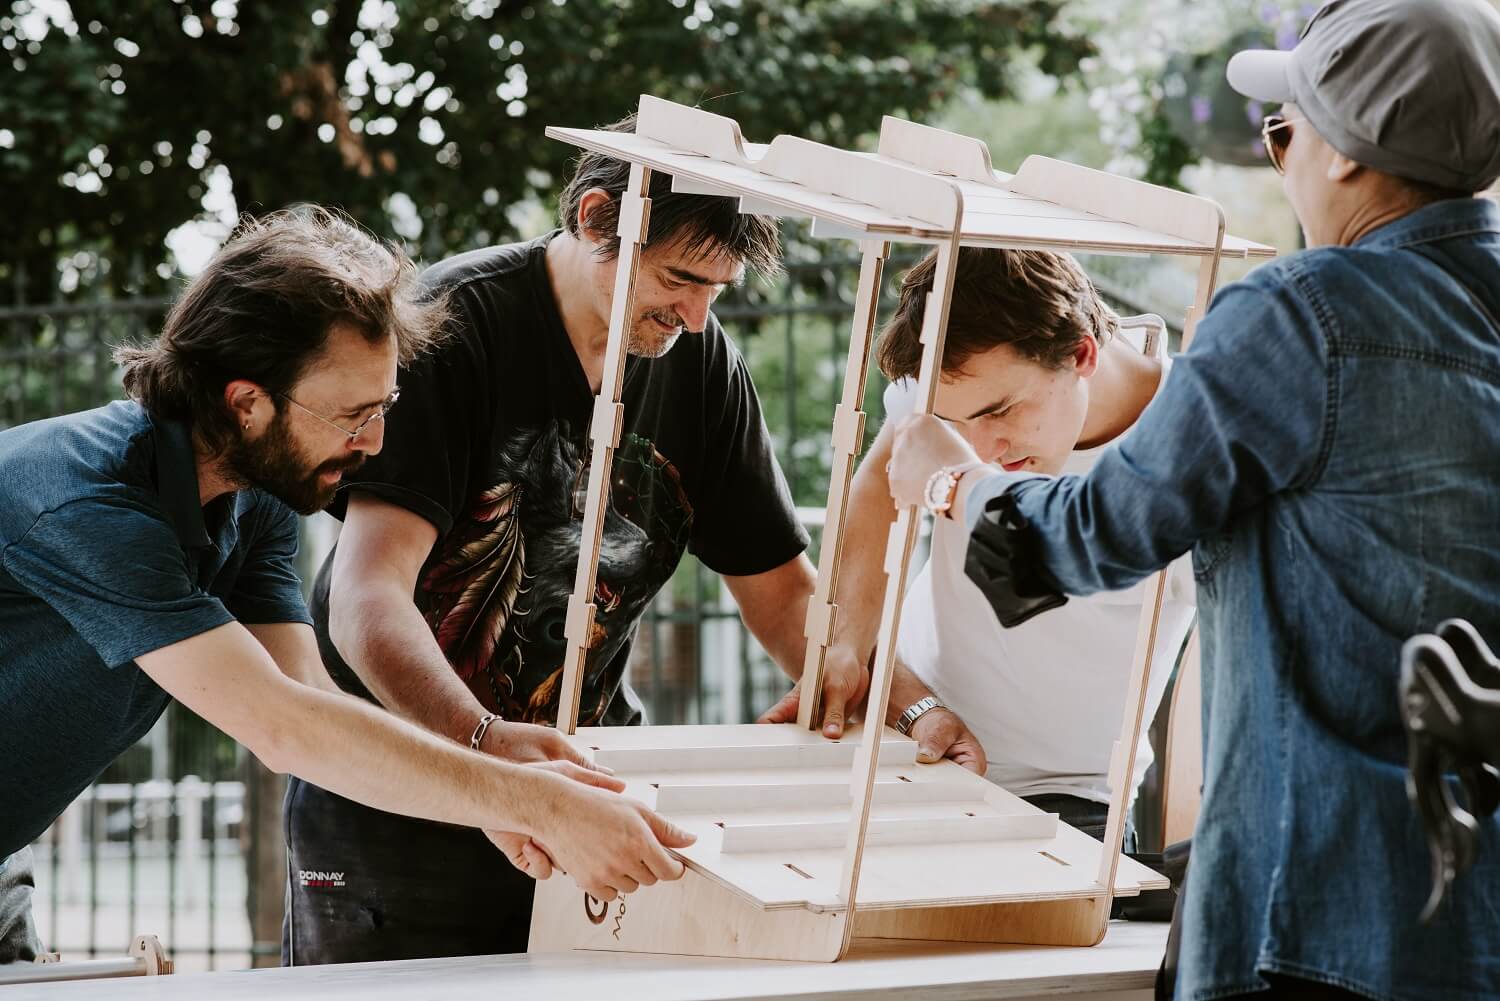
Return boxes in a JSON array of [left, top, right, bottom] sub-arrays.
[[882, 324, 1194, 805]]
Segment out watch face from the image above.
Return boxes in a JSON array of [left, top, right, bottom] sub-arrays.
[[924, 470, 955, 512]]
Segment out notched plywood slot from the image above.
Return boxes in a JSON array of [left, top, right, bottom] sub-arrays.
[[592, 739, 917, 773], [785, 863, 814, 880], [651, 779, 984, 814], [1040, 851, 1070, 867], [721, 812, 1058, 853]]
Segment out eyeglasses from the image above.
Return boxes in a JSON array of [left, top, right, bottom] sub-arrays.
[[1261, 114, 1299, 175], [276, 387, 400, 440]]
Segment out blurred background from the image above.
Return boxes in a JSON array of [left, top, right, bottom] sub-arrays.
[[3, 0, 1317, 971]]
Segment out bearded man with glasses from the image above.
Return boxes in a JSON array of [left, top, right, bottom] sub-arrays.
[[0, 207, 699, 967], [885, 0, 1500, 998]]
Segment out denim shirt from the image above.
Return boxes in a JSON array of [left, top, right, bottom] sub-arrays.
[[964, 198, 1500, 1000]]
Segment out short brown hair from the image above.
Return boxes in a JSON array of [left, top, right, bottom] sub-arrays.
[[876, 248, 1116, 382], [116, 206, 448, 453], [558, 115, 782, 278]]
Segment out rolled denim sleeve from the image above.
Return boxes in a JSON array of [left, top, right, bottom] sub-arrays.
[[963, 266, 1331, 613]]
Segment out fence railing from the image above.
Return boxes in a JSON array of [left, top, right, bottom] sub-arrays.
[[6, 236, 1184, 970]]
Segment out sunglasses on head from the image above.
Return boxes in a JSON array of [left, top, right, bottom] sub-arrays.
[[1261, 114, 1297, 175]]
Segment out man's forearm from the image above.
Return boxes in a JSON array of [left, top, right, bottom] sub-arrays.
[[762, 587, 813, 679], [140, 623, 558, 837], [727, 554, 818, 680], [268, 677, 555, 834], [883, 661, 937, 725], [331, 584, 489, 744]]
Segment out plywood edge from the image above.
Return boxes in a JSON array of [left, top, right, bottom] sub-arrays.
[[635, 94, 751, 164], [852, 895, 1112, 947], [1009, 154, 1226, 249], [758, 134, 964, 231], [529, 864, 849, 962], [546, 127, 927, 237], [876, 116, 1001, 186]]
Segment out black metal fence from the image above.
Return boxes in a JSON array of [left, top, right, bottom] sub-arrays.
[[6, 238, 1180, 971]]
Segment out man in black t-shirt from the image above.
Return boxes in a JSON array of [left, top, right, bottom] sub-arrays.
[[287, 127, 824, 964]]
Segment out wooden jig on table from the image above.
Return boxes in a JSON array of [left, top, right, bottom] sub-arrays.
[[531, 95, 1276, 963]]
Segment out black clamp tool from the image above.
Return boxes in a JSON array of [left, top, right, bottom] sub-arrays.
[[1399, 618, 1500, 923]]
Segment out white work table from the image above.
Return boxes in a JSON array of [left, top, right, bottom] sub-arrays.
[[3, 922, 1165, 1001]]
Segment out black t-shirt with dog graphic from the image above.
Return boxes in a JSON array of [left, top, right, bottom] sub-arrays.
[[309, 232, 808, 729]]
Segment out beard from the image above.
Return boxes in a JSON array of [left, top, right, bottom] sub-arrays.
[[626, 308, 688, 359], [221, 411, 365, 515]]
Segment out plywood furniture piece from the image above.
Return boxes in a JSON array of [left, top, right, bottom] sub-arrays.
[[0, 922, 1169, 1001], [536, 96, 1275, 963]]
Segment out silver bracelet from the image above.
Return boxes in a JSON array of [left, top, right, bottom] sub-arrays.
[[895, 696, 945, 736], [469, 712, 502, 751]]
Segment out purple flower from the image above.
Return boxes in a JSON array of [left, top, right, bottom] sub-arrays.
[[1192, 95, 1212, 124], [1259, 3, 1282, 24], [1245, 99, 1265, 125], [1277, 24, 1300, 49]]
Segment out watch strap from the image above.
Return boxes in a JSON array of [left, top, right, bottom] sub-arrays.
[[895, 695, 944, 736]]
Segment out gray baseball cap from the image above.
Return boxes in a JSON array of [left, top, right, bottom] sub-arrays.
[[1227, 0, 1500, 192]]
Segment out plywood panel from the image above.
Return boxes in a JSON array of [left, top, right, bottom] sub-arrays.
[[529, 862, 849, 962], [562, 725, 1166, 915]]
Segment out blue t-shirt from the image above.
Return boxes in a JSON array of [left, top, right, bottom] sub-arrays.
[[0, 401, 311, 858]]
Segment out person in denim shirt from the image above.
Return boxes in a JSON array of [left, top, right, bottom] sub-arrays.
[[888, 1, 1500, 998]]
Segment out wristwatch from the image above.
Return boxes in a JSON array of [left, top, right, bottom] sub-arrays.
[[922, 461, 984, 519], [895, 696, 946, 736]]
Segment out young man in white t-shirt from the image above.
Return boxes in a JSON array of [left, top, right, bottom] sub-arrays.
[[762, 247, 1194, 843]]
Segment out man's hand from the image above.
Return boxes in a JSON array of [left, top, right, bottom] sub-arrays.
[[756, 645, 870, 738], [487, 830, 558, 879], [531, 782, 699, 902], [480, 719, 611, 774], [907, 707, 988, 775], [888, 414, 982, 510], [487, 758, 626, 881]]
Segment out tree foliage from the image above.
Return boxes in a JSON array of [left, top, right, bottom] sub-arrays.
[[1, 0, 1092, 302]]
